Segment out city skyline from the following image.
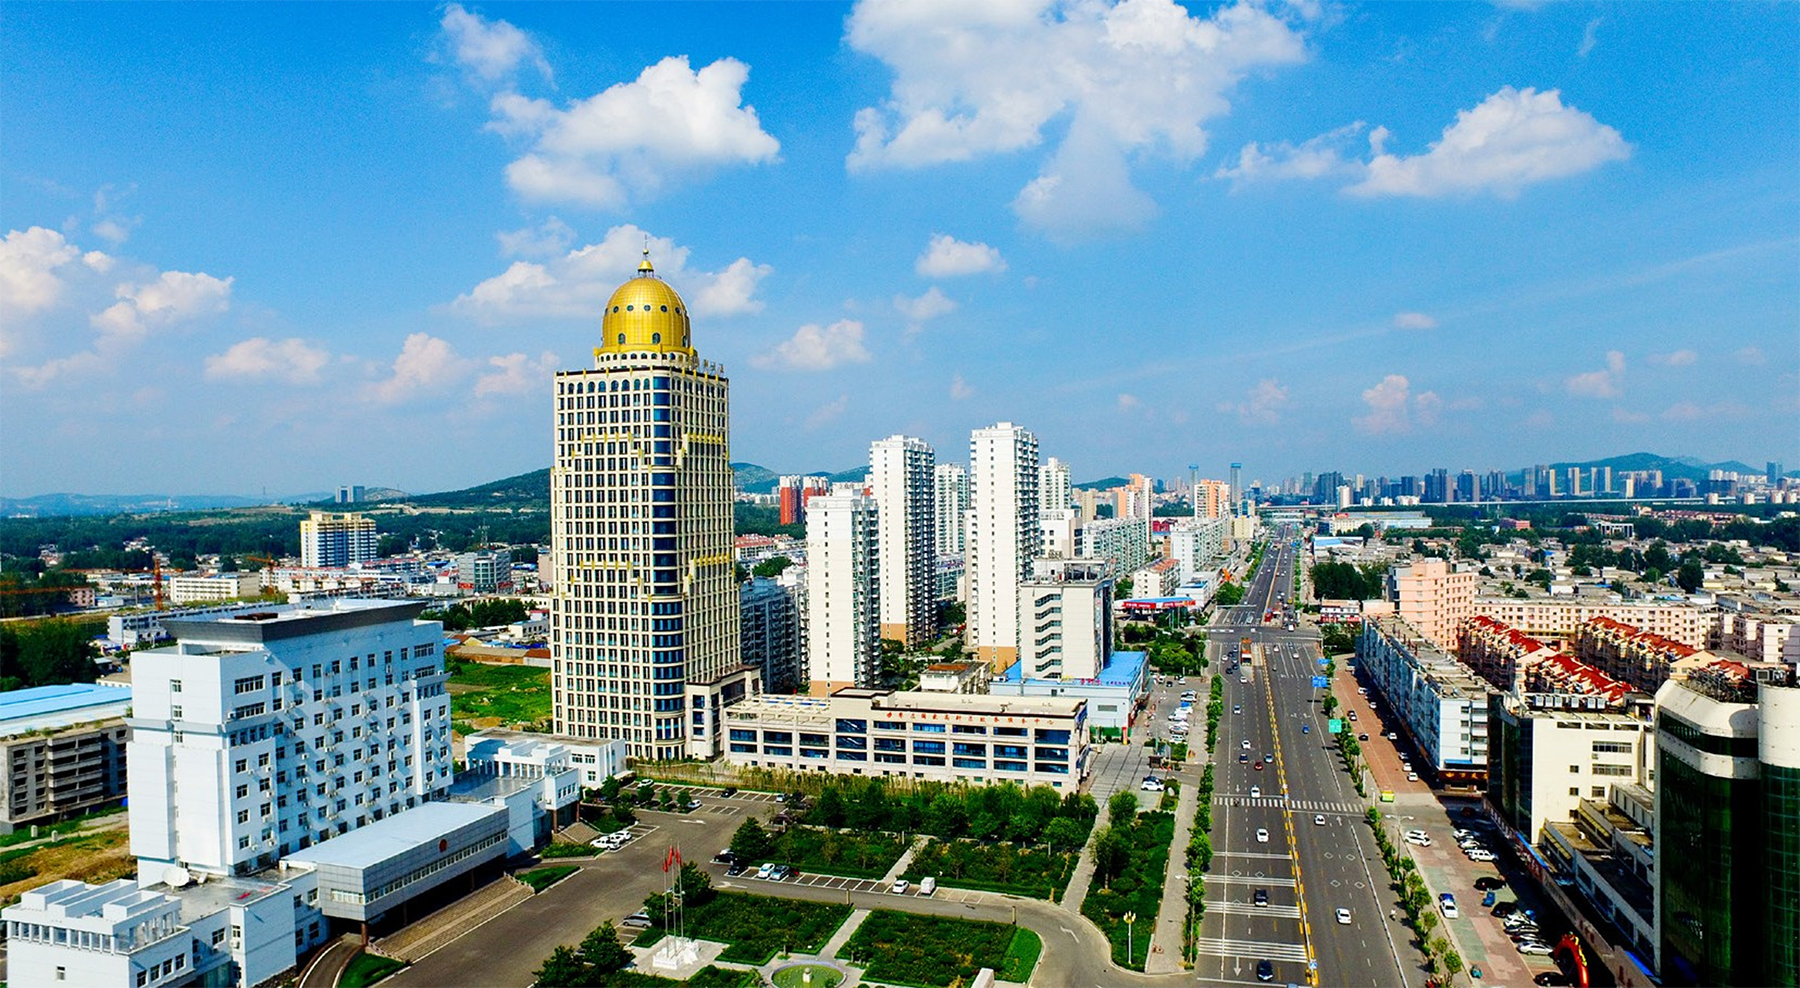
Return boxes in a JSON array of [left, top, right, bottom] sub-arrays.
[[2, 2, 1796, 497]]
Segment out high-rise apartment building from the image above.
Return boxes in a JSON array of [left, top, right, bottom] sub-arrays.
[[805, 488, 880, 694], [933, 462, 969, 556], [739, 577, 802, 695], [967, 422, 1039, 671], [1386, 558, 1476, 650], [778, 475, 829, 526], [299, 512, 378, 568], [1194, 479, 1231, 519], [1654, 665, 1800, 987], [1040, 457, 1072, 513], [549, 256, 755, 760], [870, 435, 936, 647]]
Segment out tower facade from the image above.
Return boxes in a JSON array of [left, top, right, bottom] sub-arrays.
[[967, 422, 1039, 672], [299, 512, 377, 568], [870, 435, 937, 647], [934, 463, 969, 556], [1040, 457, 1072, 513], [805, 489, 880, 694], [550, 256, 753, 761]]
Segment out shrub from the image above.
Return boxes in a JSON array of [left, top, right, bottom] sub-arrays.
[[843, 910, 1021, 987], [518, 865, 577, 892], [1081, 810, 1176, 970]]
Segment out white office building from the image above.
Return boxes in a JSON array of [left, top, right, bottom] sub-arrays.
[[549, 256, 757, 760], [870, 435, 937, 647], [967, 423, 1040, 671], [805, 488, 880, 694], [934, 462, 969, 557], [1017, 559, 1113, 681], [299, 512, 378, 569]]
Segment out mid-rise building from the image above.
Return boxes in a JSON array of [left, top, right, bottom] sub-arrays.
[[1654, 663, 1800, 987], [455, 548, 514, 594], [1040, 507, 1078, 558], [299, 512, 378, 569], [549, 256, 756, 759], [167, 572, 262, 605], [933, 462, 969, 557], [1017, 558, 1113, 681], [1458, 615, 1562, 692], [740, 576, 802, 694], [967, 423, 1039, 671], [1131, 557, 1182, 599], [0, 684, 132, 833], [1576, 616, 1711, 693], [805, 488, 880, 694], [722, 688, 1090, 788], [1386, 558, 1476, 650], [1356, 616, 1495, 784], [1168, 516, 1229, 583], [870, 435, 936, 647], [1081, 516, 1151, 577], [1477, 598, 1714, 652], [1716, 610, 1799, 665], [1039, 457, 1072, 514], [1487, 691, 1653, 850]]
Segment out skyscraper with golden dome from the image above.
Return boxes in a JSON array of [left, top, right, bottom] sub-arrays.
[[549, 253, 758, 761]]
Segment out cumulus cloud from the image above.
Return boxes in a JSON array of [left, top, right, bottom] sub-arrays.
[[1565, 350, 1625, 399], [949, 373, 974, 400], [440, 3, 551, 83], [487, 56, 779, 208], [497, 217, 576, 258], [204, 337, 332, 384], [1647, 349, 1696, 367], [1349, 87, 1629, 198], [450, 224, 770, 323], [365, 333, 474, 404], [1217, 378, 1289, 425], [0, 226, 81, 318], [475, 350, 559, 397], [895, 287, 956, 336], [847, 0, 1307, 237], [915, 234, 1006, 277], [753, 320, 871, 371], [805, 394, 851, 431], [1392, 311, 1438, 330], [1215, 121, 1367, 185], [90, 270, 233, 341], [1353, 374, 1441, 435]]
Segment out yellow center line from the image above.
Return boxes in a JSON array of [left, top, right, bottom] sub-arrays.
[[1263, 640, 1317, 986]]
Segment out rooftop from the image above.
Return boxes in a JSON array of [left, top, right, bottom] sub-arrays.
[[999, 649, 1147, 687], [284, 801, 502, 871], [162, 598, 430, 644], [0, 682, 132, 736]]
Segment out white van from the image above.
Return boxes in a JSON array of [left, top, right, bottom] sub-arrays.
[[919, 877, 937, 896]]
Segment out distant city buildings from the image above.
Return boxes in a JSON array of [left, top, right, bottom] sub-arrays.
[[454, 548, 513, 594], [299, 511, 378, 568]]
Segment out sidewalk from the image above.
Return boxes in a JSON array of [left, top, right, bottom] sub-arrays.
[[819, 907, 871, 960], [1058, 802, 1112, 915], [879, 836, 926, 886], [1144, 781, 1196, 973]]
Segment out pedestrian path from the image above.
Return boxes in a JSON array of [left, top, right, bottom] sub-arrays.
[[1145, 782, 1196, 974], [880, 836, 926, 885], [1057, 801, 1111, 916], [819, 907, 870, 960], [374, 876, 532, 962]]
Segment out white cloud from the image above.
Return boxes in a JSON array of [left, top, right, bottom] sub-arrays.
[[90, 270, 233, 341], [1661, 399, 1749, 422], [450, 224, 770, 323], [440, 3, 551, 84], [0, 226, 80, 318], [1648, 349, 1697, 367], [83, 251, 114, 274], [1117, 393, 1141, 411], [204, 337, 332, 385], [804, 394, 850, 431], [1392, 311, 1438, 330], [753, 320, 871, 372], [847, 0, 1307, 238], [1611, 407, 1650, 424], [497, 217, 575, 258], [1216, 122, 1366, 185], [1353, 374, 1441, 434], [90, 218, 134, 247], [1733, 345, 1766, 366], [365, 333, 474, 404], [915, 234, 1006, 277], [1348, 87, 1630, 198], [1565, 349, 1625, 398], [949, 373, 974, 401], [1217, 377, 1289, 425], [474, 350, 559, 397], [894, 287, 957, 333], [488, 55, 779, 208], [1578, 17, 1601, 58]]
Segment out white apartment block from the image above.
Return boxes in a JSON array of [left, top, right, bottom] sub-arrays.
[[1040, 507, 1078, 559], [1474, 597, 1714, 650], [805, 490, 880, 694], [870, 435, 937, 647], [299, 512, 378, 569], [722, 688, 1090, 788], [967, 423, 1040, 671], [1168, 516, 1229, 582], [1018, 558, 1113, 680], [1040, 457, 1072, 513], [126, 600, 453, 878], [1131, 557, 1182, 599], [1716, 610, 1799, 664], [1386, 558, 1476, 650], [934, 462, 969, 556], [168, 572, 262, 606], [549, 258, 754, 761], [1081, 517, 1151, 577]]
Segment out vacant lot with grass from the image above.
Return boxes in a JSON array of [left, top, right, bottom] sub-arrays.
[[842, 911, 1040, 987], [0, 829, 134, 907], [446, 658, 551, 732]]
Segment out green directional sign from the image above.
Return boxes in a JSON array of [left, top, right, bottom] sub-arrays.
[[1329, 718, 1344, 734]]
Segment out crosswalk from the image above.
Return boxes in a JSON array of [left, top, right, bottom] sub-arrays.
[[1193, 936, 1312, 964], [1208, 874, 1297, 888], [1210, 901, 1302, 919], [1218, 795, 1361, 814]]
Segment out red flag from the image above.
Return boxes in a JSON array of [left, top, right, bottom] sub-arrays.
[[663, 846, 676, 873]]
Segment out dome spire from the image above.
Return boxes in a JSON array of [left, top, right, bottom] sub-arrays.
[[638, 237, 654, 276]]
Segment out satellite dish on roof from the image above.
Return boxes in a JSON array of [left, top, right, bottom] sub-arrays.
[[163, 866, 192, 888]]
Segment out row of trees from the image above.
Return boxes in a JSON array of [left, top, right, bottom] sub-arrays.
[[0, 619, 104, 693], [1308, 561, 1387, 601], [1183, 763, 1217, 962], [1367, 808, 1464, 984], [801, 777, 1098, 846], [424, 598, 530, 631], [0, 569, 94, 619]]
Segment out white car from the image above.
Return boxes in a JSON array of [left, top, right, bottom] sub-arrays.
[[1249, 786, 1262, 799], [1518, 942, 1554, 956], [1403, 829, 1430, 841], [1439, 894, 1459, 919], [919, 877, 936, 896], [1405, 834, 1434, 847], [1335, 908, 1352, 925], [1314, 814, 1326, 826], [1242, 740, 1252, 750], [1468, 850, 1498, 862], [1140, 778, 1166, 792], [891, 879, 909, 894], [1256, 828, 1270, 843], [756, 862, 775, 880]]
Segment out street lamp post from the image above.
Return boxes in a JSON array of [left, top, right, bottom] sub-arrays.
[[1124, 910, 1137, 966]]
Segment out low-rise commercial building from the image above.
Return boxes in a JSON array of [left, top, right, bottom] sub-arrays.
[[461, 728, 628, 789], [1488, 691, 1653, 849], [283, 801, 509, 927], [167, 572, 262, 605], [992, 649, 1148, 734], [723, 689, 1090, 788], [1356, 616, 1495, 784]]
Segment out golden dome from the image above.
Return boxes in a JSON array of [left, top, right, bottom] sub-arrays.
[[598, 253, 693, 356]]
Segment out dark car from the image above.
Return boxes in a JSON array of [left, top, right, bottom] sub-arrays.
[[721, 786, 738, 797], [1256, 959, 1274, 982], [1254, 760, 1265, 770], [1533, 973, 1572, 987], [725, 861, 747, 877], [1475, 876, 1506, 891], [1252, 888, 1269, 907], [1240, 753, 1250, 763], [1358, 733, 1370, 741], [1492, 901, 1519, 917]]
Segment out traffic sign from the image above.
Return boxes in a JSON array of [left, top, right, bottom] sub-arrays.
[[1317, 657, 1329, 667], [1311, 675, 1328, 688], [1329, 718, 1343, 733]]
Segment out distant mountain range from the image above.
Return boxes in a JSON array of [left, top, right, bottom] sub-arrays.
[[4, 452, 1784, 518]]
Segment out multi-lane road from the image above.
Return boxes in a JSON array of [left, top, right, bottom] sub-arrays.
[[1195, 533, 1417, 987]]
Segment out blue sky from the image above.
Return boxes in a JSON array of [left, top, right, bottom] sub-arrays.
[[3, 1, 1795, 497]]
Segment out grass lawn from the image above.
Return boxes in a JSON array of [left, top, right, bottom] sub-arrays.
[[341, 951, 408, 988], [539, 842, 599, 858], [0, 805, 125, 849], [842, 911, 1032, 987], [518, 865, 578, 891], [635, 892, 850, 965], [446, 659, 551, 731], [901, 839, 1078, 900], [774, 827, 907, 879]]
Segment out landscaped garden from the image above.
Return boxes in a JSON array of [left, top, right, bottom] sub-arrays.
[[1081, 794, 1177, 970], [841, 911, 1041, 987], [341, 951, 408, 988], [799, 776, 1099, 845], [901, 838, 1080, 900], [538, 841, 599, 858], [633, 874, 852, 965], [770, 825, 906, 878], [535, 919, 763, 987], [517, 865, 577, 892]]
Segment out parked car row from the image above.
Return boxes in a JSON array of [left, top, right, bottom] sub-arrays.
[[590, 829, 637, 851]]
